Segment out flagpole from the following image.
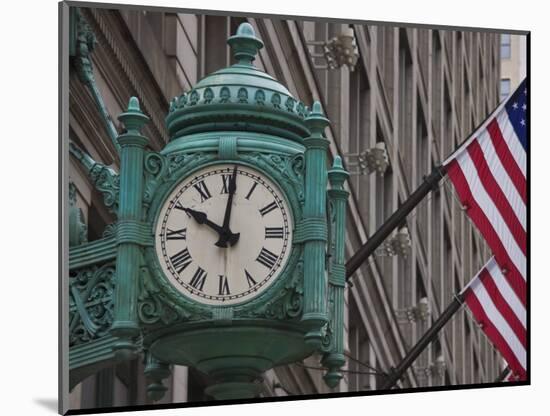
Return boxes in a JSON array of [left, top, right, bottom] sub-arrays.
[[346, 165, 447, 280], [380, 293, 464, 390]]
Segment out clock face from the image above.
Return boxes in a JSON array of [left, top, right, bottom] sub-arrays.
[[154, 164, 293, 306]]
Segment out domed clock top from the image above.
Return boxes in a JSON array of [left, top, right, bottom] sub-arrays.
[[154, 163, 293, 306]]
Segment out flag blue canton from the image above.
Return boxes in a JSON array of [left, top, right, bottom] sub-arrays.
[[505, 79, 527, 151]]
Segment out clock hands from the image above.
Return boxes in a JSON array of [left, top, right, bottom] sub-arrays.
[[216, 165, 239, 247], [183, 206, 240, 248]]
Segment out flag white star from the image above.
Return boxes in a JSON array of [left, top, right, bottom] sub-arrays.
[[522, 104, 527, 111], [520, 119, 525, 126], [512, 102, 518, 109]]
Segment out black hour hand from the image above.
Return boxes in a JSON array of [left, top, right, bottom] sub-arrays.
[[184, 207, 223, 234]]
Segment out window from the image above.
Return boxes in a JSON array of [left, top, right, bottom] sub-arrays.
[[500, 34, 511, 59], [500, 78, 511, 101]]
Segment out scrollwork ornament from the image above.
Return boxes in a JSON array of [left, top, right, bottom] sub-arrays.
[[143, 152, 168, 208], [245, 260, 303, 320], [69, 264, 116, 346], [242, 152, 305, 206], [137, 266, 192, 326], [165, 152, 216, 180], [89, 164, 120, 213], [320, 322, 333, 352]]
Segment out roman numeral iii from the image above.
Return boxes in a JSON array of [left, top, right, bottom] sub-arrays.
[[170, 248, 192, 273], [193, 180, 212, 202], [256, 247, 278, 269], [265, 227, 284, 239]]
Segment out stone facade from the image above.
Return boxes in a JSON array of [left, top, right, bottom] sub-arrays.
[[68, 6, 503, 408]]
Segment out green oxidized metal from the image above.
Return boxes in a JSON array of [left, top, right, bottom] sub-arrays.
[[69, 21, 349, 400]]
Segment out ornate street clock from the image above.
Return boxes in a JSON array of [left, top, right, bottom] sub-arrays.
[[154, 163, 293, 305], [69, 20, 349, 402]]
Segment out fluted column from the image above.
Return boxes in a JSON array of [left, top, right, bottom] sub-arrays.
[[301, 102, 330, 348], [110, 97, 149, 360], [322, 156, 349, 388]]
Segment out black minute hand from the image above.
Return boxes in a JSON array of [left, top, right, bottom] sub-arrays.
[[216, 165, 240, 247]]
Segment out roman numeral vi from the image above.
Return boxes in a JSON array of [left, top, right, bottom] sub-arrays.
[[218, 275, 231, 296]]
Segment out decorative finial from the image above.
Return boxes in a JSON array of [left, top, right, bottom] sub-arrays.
[[118, 96, 150, 132], [305, 100, 330, 136], [328, 156, 349, 189], [227, 22, 264, 66], [332, 155, 344, 169]]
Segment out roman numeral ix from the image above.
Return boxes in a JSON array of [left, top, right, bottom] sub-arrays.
[[166, 228, 187, 240], [170, 248, 192, 273], [256, 247, 278, 269]]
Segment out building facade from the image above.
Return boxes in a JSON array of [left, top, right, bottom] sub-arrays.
[[500, 33, 527, 101], [68, 5, 504, 409]]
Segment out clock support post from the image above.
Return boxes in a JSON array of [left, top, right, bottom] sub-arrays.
[[323, 156, 350, 387], [110, 97, 150, 361], [301, 102, 331, 348]]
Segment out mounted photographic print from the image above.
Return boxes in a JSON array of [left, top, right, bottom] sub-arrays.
[[59, 1, 529, 414]]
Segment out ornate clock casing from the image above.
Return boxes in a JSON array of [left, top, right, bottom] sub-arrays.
[[67, 14, 349, 401], [107, 23, 348, 400]]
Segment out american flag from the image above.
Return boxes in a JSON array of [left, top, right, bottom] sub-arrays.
[[444, 78, 527, 380]]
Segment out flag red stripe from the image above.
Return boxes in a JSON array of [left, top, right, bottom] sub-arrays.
[[487, 119, 527, 203], [466, 140, 526, 255], [464, 287, 527, 379], [447, 160, 526, 304], [478, 268, 526, 348]]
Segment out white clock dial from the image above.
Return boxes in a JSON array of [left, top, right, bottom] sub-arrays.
[[154, 164, 293, 305]]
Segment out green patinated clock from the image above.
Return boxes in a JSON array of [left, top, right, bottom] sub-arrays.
[[69, 21, 350, 401]]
